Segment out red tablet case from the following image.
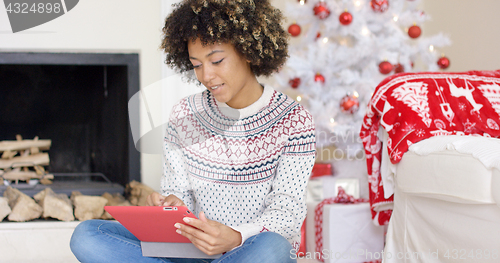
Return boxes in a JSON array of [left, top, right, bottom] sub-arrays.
[[104, 206, 197, 243]]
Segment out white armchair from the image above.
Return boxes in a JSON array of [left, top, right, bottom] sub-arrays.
[[383, 135, 500, 263]]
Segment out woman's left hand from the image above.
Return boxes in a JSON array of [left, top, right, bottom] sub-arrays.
[[174, 211, 242, 255]]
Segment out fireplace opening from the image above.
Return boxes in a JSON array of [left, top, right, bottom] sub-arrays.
[[0, 53, 140, 197]]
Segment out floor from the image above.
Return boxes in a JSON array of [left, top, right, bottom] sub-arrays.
[[0, 220, 323, 263], [0, 221, 80, 263]]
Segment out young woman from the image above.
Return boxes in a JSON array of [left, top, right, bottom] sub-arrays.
[[70, 0, 315, 262]]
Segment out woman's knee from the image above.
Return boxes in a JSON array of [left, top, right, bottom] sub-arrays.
[[262, 232, 292, 247], [70, 220, 104, 257], [251, 232, 295, 262]]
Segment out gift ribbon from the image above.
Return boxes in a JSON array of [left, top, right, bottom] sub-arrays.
[[314, 186, 374, 262]]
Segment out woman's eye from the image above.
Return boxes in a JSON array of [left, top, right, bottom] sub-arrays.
[[212, 58, 224, 65], [192, 64, 201, 69]]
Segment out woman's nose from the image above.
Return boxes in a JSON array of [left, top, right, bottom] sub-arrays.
[[201, 65, 215, 83]]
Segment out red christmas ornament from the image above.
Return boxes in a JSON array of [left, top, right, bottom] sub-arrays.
[[408, 25, 421, 38], [313, 1, 331, 20], [289, 77, 301, 89], [339, 11, 353, 26], [340, 95, 360, 114], [437, 56, 450, 69], [288, 23, 301, 37], [370, 0, 389, 13], [394, 63, 404, 73], [379, 61, 393, 74], [314, 73, 325, 83]]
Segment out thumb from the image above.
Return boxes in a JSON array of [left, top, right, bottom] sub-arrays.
[[199, 211, 208, 222]]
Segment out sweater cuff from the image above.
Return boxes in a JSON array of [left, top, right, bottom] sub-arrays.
[[229, 223, 263, 249]]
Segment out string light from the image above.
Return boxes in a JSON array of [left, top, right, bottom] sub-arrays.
[[393, 16, 398, 22], [429, 45, 434, 52], [353, 91, 359, 98], [297, 96, 302, 102], [354, 0, 362, 7], [299, 0, 306, 5], [322, 37, 329, 43], [361, 27, 370, 36], [330, 118, 335, 123]]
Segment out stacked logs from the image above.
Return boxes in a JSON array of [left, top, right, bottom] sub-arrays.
[[0, 180, 152, 222], [0, 135, 54, 185]]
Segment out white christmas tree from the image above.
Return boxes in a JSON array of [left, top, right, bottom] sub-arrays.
[[274, 0, 451, 156]]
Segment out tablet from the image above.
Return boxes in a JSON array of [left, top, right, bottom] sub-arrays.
[[104, 206, 197, 243]]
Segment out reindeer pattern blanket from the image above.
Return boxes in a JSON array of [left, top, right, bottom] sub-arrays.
[[360, 70, 500, 225]]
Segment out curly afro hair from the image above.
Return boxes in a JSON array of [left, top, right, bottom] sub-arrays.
[[161, 0, 289, 78]]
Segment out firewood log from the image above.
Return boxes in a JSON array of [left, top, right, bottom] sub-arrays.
[[0, 197, 11, 221], [2, 171, 53, 182], [34, 188, 74, 222], [101, 192, 131, 219], [0, 139, 51, 152], [0, 153, 49, 169], [3, 186, 42, 222], [73, 195, 108, 221], [125, 180, 155, 206]]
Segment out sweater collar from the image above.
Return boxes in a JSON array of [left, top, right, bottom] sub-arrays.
[[215, 85, 274, 120]]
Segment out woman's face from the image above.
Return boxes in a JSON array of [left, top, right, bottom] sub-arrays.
[[187, 39, 260, 109]]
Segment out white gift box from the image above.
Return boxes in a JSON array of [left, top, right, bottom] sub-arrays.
[[322, 203, 385, 263], [305, 178, 361, 255], [307, 177, 360, 203]]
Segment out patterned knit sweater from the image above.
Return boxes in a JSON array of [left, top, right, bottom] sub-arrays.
[[160, 85, 316, 249]]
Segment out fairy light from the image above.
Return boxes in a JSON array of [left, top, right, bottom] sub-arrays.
[[354, 0, 362, 7], [429, 45, 435, 52], [361, 27, 370, 36], [393, 16, 398, 22], [322, 37, 329, 43], [353, 91, 359, 98], [297, 96, 302, 102], [299, 0, 306, 5], [330, 118, 335, 123]]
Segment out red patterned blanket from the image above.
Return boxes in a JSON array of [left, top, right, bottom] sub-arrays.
[[360, 70, 500, 225]]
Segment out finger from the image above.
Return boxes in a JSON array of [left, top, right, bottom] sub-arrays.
[[157, 195, 166, 206], [147, 193, 161, 206], [162, 195, 186, 207], [176, 224, 215, 254], [182, 216, 219, 237], [152, 193, 165, 206], [199, 211, 208, 222], [176, 223, 212, 245], [172, 199, 186, 207]]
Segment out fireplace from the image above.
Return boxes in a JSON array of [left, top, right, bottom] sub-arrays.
[[0, 52, 140, 196]]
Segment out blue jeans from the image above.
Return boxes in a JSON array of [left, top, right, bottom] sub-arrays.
[[70, 220, 296, 263]]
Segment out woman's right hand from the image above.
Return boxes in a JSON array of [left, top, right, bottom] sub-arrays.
[[146, 192, 186, 207]]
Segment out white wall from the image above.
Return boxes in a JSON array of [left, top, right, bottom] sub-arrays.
[[272, 0, 500, 72], [1, 0, 498, 192], [0, 0, 164, 190], [422, 0, 500, 71]]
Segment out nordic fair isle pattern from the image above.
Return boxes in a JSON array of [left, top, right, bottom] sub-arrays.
[[161, 86, 316, 250]]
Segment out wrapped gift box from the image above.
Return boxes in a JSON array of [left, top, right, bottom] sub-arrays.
[[322, 203, 385, 263], [310, 163, 333, 178], [307, 177, 360, 203], [305, 178, 361, 256]]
